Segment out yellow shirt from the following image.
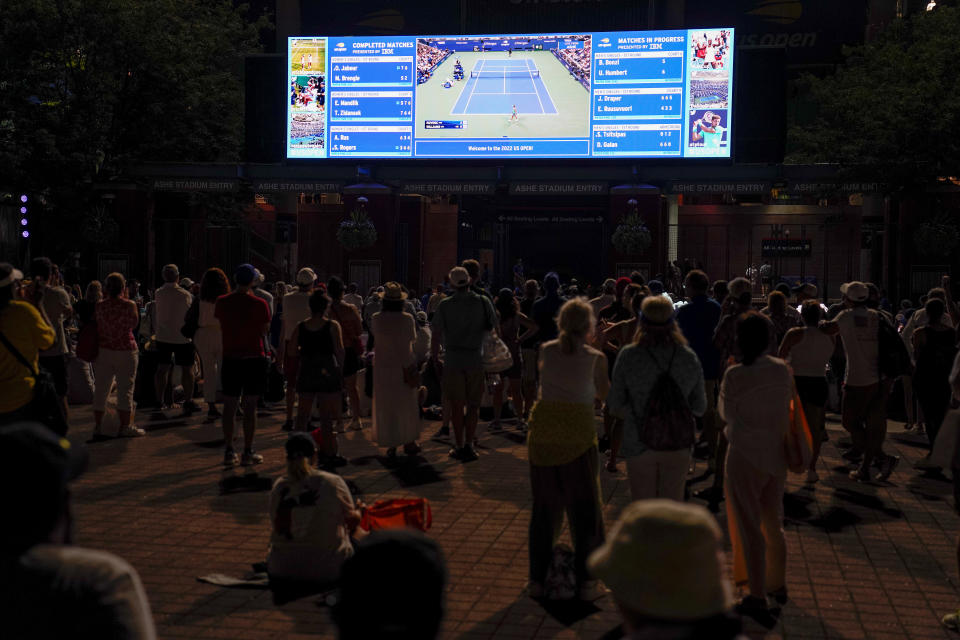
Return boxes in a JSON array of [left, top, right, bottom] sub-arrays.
[[0, 301, 55, 413]]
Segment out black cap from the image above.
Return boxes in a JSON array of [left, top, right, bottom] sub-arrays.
[[0, 423, 88, 551], [0, 422, 87, 486], [285, 432, 316, 459]]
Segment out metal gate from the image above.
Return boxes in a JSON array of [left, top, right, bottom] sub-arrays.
[[349, 260, 381, 294]]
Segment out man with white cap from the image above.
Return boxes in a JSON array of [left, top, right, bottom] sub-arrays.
[[823, 281, 899, 481], [431, 266, 497, 462], [280, 268, 318, 430], [588, 500, 746, 639]]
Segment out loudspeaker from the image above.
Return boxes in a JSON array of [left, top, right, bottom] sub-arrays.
[[733, 48, 786, 163]]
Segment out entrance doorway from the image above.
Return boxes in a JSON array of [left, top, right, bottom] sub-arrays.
[[502, 219, 605, 287]]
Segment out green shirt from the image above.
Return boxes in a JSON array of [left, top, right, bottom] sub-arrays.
[[702, 125, 725, 148], [431, 290, 496, 370]]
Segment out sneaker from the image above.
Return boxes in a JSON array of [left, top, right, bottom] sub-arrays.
[[460, 445, 479, 462], [448, 447, 462, 460], [598, 434, 610, 453], [526, 581, 545, 599], [769, 587, 788, 605], [119, 426, 146, 438], [349, 417, 364, 431], [876, 455, 900, 481], [736, 595, 769, 618], [241, 450, 264, 466], [805, 470, 819, 484], [434, 426, 450, 439], [224, 449, 239, 466], [578, 580, 607, 601], [281, 419, 294, 432], [942, 608, 960, 631], [849, 468, 870, 482]]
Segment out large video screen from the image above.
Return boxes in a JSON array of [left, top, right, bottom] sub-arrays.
[[287, 29, 733, 159]]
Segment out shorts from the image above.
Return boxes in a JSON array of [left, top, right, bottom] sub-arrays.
[[156, 341, 196, 366], [39, 355, 68, 396], [521, 348, 538, 385], [442, 367, 485, 408], [342, 347, 361, 377], [221, 357, 269, 398]]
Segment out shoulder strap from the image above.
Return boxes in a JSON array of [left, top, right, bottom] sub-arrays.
[[0, 330, 39, 377]]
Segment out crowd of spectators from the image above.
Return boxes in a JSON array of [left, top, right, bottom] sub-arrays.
[[554, 38, 591, 89], [417, 41, 450, 84]]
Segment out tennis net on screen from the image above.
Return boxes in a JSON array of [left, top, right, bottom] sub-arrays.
[[470, 70, 540, 79]]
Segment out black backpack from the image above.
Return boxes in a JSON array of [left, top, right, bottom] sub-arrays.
[[638, 346, 696, 451], [877, 313, 913, 379]]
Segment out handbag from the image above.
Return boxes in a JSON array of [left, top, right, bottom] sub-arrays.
[[0, 330, 69, 435], [359, 498, 432, 532], [75, 321, 99, 363], [784, 388, 814, 474], [481, 330, 513, 373]]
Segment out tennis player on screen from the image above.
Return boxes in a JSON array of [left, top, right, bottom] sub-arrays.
[[691, 112, 725, 149], [510, 104, 518, 122]]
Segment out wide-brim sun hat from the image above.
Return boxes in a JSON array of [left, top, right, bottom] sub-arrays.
[[382, 281, 407, 301], [296, 267, 317, 286], [840, 281, 868, 302], [588, 499, 733, 621]]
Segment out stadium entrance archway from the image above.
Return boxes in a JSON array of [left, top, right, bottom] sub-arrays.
[[498, 214, 607, 287]]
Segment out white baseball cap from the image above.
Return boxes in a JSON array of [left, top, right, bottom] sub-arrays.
[[296, 268, 317, 286]]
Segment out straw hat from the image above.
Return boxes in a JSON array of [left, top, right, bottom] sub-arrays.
[[588, 500, 733, 620], [382, 282, 406, 301]]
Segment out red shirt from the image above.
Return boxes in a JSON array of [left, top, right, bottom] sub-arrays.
[[96, 297, 140, 352], [215, 291, 271, 359]]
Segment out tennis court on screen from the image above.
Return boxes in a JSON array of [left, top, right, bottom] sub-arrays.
[[451, 59, 558, 115]]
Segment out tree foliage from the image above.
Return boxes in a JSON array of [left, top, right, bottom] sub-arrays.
[[788, 7, 960, 187], [0, 0, 270, 244]]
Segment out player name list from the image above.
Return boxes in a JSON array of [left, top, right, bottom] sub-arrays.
[[594, 51, 684, 84], [592, 123, 681, 156], [329, 125, 412, 157], [329, 91, 413, 122], [329, 56, 414, 87]]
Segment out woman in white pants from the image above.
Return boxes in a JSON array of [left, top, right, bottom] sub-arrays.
[[720, 312, 793, 617], [93, 273, 143, 438], [195, 268, 229, 419], [608, 295, 706, 501]]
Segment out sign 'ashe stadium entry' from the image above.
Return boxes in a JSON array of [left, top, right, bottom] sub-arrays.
[[287, 29, 734, 159]]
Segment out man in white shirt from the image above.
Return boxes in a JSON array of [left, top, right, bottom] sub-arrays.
[[153, 264, 197, 413], [343, 282, 364, 311], [280, 268, 317, 430], [589, 279, 616, 318], [28, 258, 74, 422], [824, 281, 899, 482], [1, 422, 156, 639]]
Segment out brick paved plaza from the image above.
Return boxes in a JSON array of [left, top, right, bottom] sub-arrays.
[[68, 406, 960, 640]]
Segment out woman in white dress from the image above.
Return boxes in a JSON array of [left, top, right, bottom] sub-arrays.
[[370, 282, 421, 458], [195, 268, 229, 420]]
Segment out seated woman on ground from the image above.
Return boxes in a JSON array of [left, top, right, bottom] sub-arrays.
[[267, 434, 365, 585]]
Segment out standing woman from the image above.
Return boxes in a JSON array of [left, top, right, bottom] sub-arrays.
[[92, 273, 144, 438], [913, 298, 958, 458], [293, 291, 346, 467], [597, 285, 649, 472], [607, 295, 706, 500], [195, 268, 230, 420], [779, 300, 835, 484], [491, 288, 537, 430], [370, 283, 422, 458], [526, 298, 609, 601], [720, 312, 793, 616]]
